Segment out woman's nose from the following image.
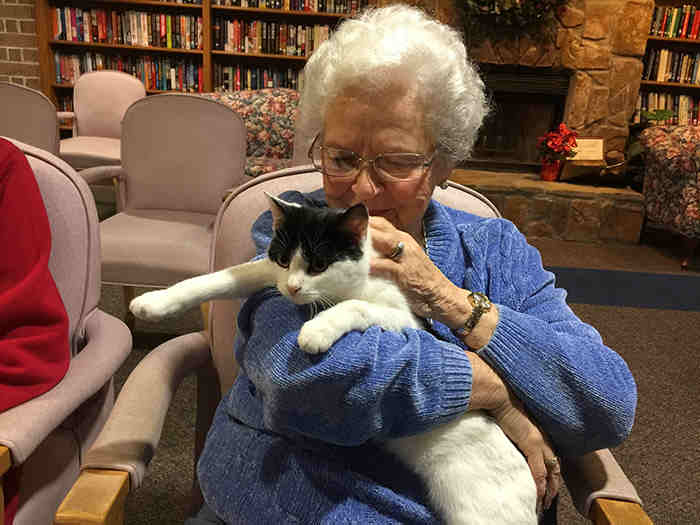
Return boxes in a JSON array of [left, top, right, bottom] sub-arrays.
[[351, 167, 380, 200]]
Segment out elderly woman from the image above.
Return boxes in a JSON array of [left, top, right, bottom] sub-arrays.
[[192, 5, 637, 524]]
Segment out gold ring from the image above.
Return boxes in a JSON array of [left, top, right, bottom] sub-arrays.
[[389, 241, 405, 261], [544, 457, 560, 470]]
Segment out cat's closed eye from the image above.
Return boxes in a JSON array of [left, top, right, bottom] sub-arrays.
[[307, 260, 327, 275]]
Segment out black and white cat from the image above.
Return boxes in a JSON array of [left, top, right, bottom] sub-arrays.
[[129, 195, 538, 525]]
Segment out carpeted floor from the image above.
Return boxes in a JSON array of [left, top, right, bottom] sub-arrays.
[[104, 234, 700, 525]]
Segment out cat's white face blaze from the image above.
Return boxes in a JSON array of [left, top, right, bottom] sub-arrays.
[[275, 244, 371, 306]]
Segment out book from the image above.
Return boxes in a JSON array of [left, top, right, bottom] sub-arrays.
[[680, 5, 691, 38]]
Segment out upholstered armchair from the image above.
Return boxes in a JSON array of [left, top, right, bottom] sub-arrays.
[[0, 82, 59, 155], [56, 166, 651, 525], [639, 125, 700, 269], [0, 138, 131, 525], [80, 93, 247, 328], [198, 88, 300, 177], [58, 70, 146, 171]]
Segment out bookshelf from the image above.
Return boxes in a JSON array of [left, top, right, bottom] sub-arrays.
[[35, 0, 376, 111], [638, 1, 700, 126]]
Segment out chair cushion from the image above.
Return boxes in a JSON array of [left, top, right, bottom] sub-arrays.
[[60, 136, 121, 170], [100, 209, 214, 287]]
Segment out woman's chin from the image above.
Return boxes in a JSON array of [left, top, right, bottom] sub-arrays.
[[369, 209, 397, 223]]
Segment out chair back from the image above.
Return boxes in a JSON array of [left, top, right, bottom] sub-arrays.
[[120, 94, 247, 215], [0, 82, 59, 155], [206, 165, 501, 395], [8, 138, 101, 353], [73, 71, 146, 138]]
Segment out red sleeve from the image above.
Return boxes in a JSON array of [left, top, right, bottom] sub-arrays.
[[0, 138, 70, 413]]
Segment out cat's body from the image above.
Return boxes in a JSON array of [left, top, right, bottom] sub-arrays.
[[130, 196, 537, 525]]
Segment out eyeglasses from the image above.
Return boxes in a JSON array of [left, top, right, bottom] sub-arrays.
[[308, 134, 436, 183]]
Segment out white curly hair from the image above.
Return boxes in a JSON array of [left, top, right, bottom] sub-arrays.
[[296, 4, 489, 163]]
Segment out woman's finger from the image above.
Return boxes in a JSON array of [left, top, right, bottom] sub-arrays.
[[526, 452, 547, 514], [543, 455, 562, 511]]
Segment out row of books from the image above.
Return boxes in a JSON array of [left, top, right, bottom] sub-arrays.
[[54, 51, 204, 92], [56, 96, 74, 126], [649, 4, 700, 40], [642, 47, 700, 85], [212, 0, 373, 14], [636, 90, 700, 126], [51, 7, 203, 50], [214, 63, 304, 91], [213, 18, 329, 56]]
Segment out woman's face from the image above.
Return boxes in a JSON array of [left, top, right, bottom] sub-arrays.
[[321, 90, 449, 238]]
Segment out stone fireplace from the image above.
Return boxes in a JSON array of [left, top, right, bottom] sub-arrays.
[[472, 65, 570, 168], [428, 0, 655, 166]]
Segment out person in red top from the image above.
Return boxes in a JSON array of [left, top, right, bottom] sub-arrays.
[[0, 137, 70, 525]]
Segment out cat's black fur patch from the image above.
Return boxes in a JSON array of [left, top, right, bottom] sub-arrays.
[[268, 203, 364, 273]]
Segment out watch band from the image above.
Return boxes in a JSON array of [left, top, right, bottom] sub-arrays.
[[455, 291, 492, 338]]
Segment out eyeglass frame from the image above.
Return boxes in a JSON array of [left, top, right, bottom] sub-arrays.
[[307, 133, 438, 184]]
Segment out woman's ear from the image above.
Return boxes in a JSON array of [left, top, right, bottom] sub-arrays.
[[431, 154, 455, 189]]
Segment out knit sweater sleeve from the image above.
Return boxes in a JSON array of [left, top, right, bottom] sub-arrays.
[[460, 218, 637, 456], [237, 293, 472, 446]]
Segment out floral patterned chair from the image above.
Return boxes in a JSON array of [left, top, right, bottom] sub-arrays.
[[199, 89, 300, 178], [639, 125, 700, 269]]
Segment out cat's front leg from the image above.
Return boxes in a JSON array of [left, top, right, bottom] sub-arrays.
[[129, 287, 199, 321], [298, 300, 416, 354], [130, 259, 276, 321]]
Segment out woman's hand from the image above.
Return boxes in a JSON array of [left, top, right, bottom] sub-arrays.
[[368, 216, 458, 320], [468, 352, 561, 514]]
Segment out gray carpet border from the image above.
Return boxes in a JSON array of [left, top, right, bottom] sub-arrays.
[[548, 267, 700, 311]]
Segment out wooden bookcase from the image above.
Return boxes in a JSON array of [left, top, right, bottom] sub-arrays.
[[639, 1, 700, 125], [34, 0, 376, 109]]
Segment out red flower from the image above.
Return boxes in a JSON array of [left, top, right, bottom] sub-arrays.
[[536, 122, 579, 162]]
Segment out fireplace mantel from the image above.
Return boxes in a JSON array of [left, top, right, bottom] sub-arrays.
[[420, 0, 655, 164]]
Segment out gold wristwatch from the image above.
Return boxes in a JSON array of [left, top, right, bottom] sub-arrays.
[[455, 291, 492, 338]]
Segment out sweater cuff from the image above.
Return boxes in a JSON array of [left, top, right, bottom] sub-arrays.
[[475, 303, 536, 372], [440, 343, 473, 418]]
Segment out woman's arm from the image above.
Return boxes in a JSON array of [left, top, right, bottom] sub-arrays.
[[462, 218, 638, 456], [237, 290, 474, 445]]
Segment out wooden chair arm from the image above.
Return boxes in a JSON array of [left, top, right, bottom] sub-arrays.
[[1, 445, 12, 525], [0, 446, 10, 477], [591, 498, 653, 525], [54, 469, 130, 525]]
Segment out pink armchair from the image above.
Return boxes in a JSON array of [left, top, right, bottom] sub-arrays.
[[56, 166, 650, 525], [0, 82, 59, 155], [58, 71, 146, 171], [0, 139, 131, 524]]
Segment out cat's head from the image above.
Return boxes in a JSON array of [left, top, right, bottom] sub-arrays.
[[266, 194, 371, 305]]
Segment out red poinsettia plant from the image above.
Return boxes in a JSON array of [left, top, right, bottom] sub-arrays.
[[537, 123, 578, 163]]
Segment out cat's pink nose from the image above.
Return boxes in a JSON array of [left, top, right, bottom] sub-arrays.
[[287, 284, 301, 296]]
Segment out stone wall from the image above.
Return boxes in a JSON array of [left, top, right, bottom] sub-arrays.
[[462, 0, 655, 165], [450, 169, 645, 244], [0, 0, 39, 88]]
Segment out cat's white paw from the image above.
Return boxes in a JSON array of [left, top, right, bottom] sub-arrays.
[[129, 290, 185, 321], [297, 318, 340, 354]]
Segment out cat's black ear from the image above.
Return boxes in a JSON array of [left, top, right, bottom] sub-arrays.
[[265, 193, 295, 230], [339, 204, 369, 243]]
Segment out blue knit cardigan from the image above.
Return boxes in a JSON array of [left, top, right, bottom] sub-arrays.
[[197, 190, 637, 524]]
